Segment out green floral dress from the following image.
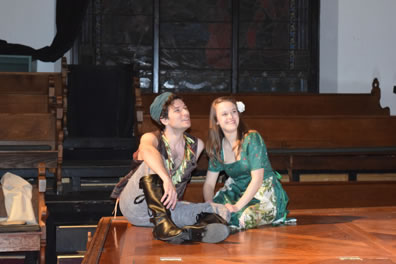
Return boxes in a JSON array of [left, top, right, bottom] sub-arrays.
[[208, 131, 289, 230]]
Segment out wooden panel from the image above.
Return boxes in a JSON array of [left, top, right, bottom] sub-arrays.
[[0, 151, 58, 168], [141, 92, 389, 116], [185, 116, 396, 148], [0, 94, 48, 113], [299, 173, 349, 182], [139, 79, 389, 116], [139, 114, 396, 149], [182, 181, 396, 209], [0, 73, 49, 94], [357, 173, 396, 181], [192, 150, 396, 177], [0, 232, 41, 252], [0, 72, 63, 96], [288, 153, 396, 171], [283, 181, 396, 209], [0, 113, 56, 143]]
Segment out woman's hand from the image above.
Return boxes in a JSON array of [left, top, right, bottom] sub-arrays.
[[161, 178, 178, 210], [232, 168, 264, 211], [225, 203, 239, 213]]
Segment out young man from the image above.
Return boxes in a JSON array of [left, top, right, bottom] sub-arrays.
[[111, 92, 230, 244]]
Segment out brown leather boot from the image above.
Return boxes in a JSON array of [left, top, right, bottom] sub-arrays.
[[139, 175, 189, 244]]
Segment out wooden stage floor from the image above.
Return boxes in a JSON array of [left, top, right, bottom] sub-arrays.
[[83, 207, 396, 264]]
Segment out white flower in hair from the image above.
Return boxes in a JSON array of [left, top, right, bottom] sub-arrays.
[[236, 101, 245, 113]]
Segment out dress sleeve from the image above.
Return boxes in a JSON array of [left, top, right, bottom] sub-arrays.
[[208, 155, 224, 172], [245, 131, 273, 172]]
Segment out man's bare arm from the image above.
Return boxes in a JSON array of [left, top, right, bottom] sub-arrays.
[[138, 132, 178, 209]]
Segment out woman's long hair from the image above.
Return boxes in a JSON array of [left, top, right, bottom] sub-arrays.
[[205, 96, 248, 163]]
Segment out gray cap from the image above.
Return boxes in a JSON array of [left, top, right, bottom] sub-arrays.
[[149, 92, 174, 124]]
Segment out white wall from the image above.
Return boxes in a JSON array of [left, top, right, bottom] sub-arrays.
[[0, 0, 58, 72], [319, 0, 338, 93], [320, 0, 396, 114]]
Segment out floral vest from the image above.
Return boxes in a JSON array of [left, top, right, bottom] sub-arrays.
[[110, 131, 198, 200]]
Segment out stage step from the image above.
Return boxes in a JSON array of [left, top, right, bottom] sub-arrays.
[[56, 225, 97, 254], [61, 160, 131, 192]]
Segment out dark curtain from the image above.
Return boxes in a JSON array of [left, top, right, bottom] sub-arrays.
[[67, 65, 135, 138], [0, 0, 89, 62]]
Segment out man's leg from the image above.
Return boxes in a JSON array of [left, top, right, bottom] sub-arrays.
[[171, 201, 231, 227]]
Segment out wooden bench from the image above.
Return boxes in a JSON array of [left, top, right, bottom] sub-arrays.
[[0, 58, 67, 192], [138, 78, 389, 118], [136, 79, 391, 137], [0, 163, 48, 264], [189, 115, 396, 178], [135, 79, 396, 179], [132, 78, 396, 209], [136, 79, 396, 175]]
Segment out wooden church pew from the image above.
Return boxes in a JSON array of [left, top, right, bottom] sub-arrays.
[[0, 113, 60, 190], [0, 58, 67, 192], [138, 78, 389, 118], [126, 78, 396, 209], [135, 78, 396, 183], [188, 115, 396, 179]]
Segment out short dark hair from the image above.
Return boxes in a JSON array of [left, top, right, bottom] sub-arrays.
[[158, 94, 183, 128]]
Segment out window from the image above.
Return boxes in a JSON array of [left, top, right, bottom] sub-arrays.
[[77, 0, 319, 93]]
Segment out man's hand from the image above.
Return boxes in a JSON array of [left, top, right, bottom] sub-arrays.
[[161, 178, 178, 210]]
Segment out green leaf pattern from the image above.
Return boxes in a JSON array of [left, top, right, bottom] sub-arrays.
[[239, 176, 277, 229]]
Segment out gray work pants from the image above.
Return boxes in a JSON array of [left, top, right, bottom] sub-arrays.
[[118, 164, 230, 227]]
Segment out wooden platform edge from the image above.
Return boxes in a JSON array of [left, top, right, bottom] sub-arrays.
[[82, 217, 112, 264]]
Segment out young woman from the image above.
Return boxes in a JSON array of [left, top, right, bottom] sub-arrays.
[[203, 96, 290, 231], [111, 92, 230, 244]]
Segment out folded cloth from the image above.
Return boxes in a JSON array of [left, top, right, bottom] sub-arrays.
[[1, 172, 37, 225]]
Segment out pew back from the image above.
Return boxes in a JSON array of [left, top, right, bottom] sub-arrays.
[[0, 60, 67, 192], [0, 113, 56, 150], [0, 72, 63, 95], [182, 115, 396, 149], [135, 78, 396, 181], [0, 95, 49, 113], [139, 79, 389, 118]]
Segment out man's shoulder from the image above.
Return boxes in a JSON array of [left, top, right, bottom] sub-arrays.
[[142, 130, 161, 138], [140, 130, 161, 145]]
